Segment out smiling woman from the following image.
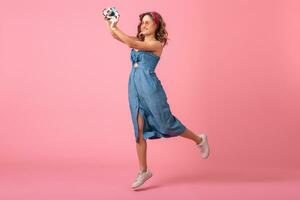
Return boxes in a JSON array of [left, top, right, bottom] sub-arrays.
[[136, 11, 169, 48], [103, 10, 211, 190]]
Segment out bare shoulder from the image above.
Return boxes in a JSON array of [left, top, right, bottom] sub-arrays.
[[140, 40, 163, 57], [150, 40, 163, 57], [130, 38, 163, 56]]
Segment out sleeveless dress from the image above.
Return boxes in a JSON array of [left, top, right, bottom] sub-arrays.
[[128, 48, 186, 143]]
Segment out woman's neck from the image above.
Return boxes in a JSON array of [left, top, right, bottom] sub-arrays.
[[144, 35, 157, 42]]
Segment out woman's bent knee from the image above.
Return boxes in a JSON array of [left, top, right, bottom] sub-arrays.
[[137, 134, 145, 143]]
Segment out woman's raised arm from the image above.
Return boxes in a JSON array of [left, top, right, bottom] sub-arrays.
[[110, 25, 162, 51]]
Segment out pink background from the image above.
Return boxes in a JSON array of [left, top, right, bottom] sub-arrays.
[[1, 0, 299, 199]]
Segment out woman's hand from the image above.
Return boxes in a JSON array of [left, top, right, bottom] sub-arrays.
[[111, 17, 119, 29], [104, 18, 112, 28], [104, 17, 118, 31]]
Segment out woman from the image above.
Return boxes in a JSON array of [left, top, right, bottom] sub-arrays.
[[104, 11, 210, 190]]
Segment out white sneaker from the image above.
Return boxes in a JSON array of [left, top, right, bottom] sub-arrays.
[[197, 133, 210, 159], [131, 169, 153, 189]]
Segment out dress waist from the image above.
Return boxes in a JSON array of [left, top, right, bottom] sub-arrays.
[[131, 62, 156, 73]]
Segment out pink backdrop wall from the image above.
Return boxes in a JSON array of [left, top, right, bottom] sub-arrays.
[[1, 0, 300, 174]]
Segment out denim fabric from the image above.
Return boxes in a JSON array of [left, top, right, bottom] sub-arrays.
[[128, 48, 186, 143]]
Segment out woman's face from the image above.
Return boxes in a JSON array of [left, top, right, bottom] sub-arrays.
[[140, 14, 157, 36]]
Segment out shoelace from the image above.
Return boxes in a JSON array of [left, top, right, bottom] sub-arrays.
[[135, 171, 145, 181]]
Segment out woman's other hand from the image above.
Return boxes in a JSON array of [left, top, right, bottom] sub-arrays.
[[104, 17, 118, 30]]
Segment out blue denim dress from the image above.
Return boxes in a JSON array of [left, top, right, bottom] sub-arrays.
[[128, 48, 186, 142]]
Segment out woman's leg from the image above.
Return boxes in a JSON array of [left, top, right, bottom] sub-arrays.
[[179, 127, 202, 145], [136, 111, 148, 172]]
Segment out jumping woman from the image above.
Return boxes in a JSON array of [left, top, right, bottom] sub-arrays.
[[104, 11, 210, 190]]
